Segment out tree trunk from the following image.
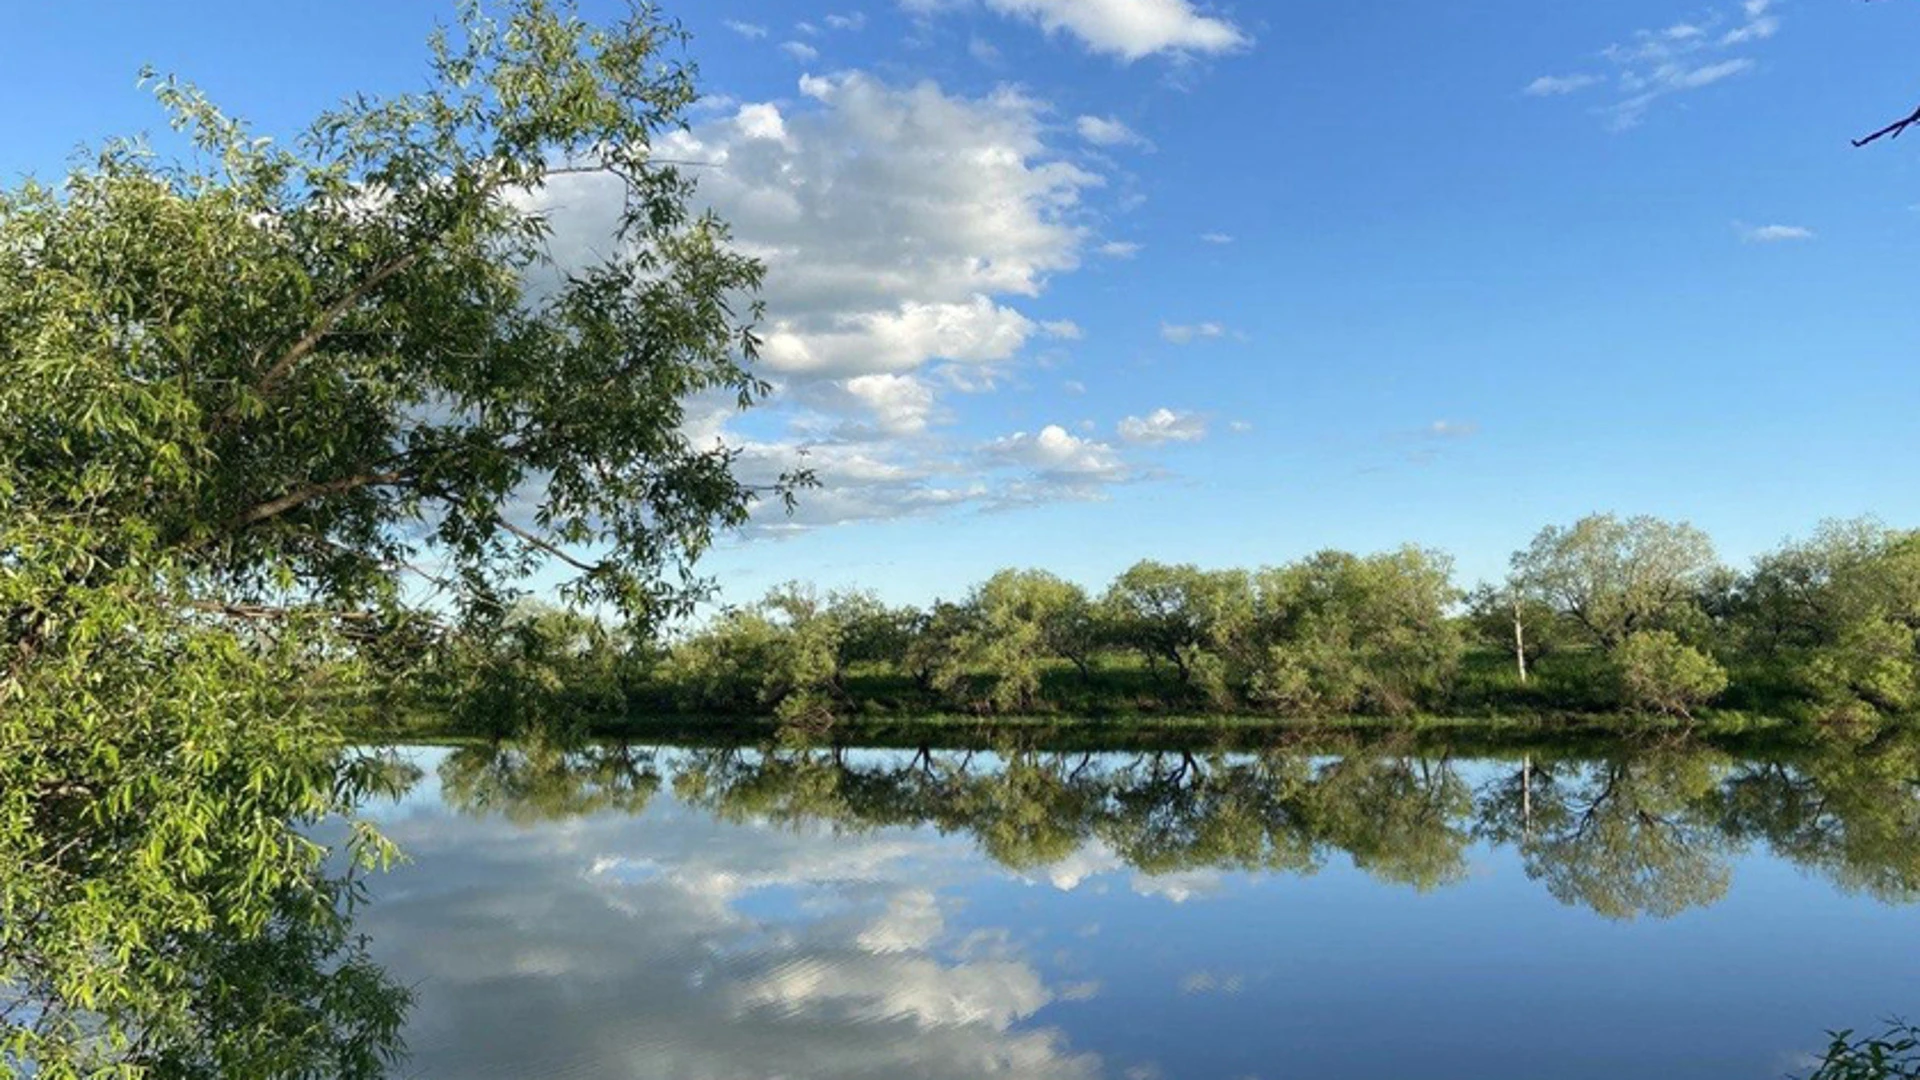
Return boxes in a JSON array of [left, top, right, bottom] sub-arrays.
[[1512, 598, 1529, 685]]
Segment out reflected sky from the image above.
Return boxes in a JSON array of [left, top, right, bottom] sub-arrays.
[[357, 744, 1920, 1079]]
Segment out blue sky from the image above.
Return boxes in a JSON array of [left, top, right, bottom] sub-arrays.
[[8, 0, 1920, 606]]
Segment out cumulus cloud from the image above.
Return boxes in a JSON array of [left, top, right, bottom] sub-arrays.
[[1197, 231, 1232, 244], [724, 18, 768, 38], [1075, 114, 1154, 149], [913, 0, 1248, 60], [1097, 240, 1142, 258], [825, 11, 869, 30], [1159, 320, 1224, 344], [1529, 0, 1779, 129], [985, 424, 1128, 479], [517, 71, 1166, 532], [1738, 222, 1814, 243], [782, 40, 822, 61], [1117, 408, 1208, 445]]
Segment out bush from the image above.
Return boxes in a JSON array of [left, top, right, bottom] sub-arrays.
[[1613, 631, 1728, 716]]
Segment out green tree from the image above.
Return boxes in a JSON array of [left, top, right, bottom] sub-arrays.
[[1251, 547, 1463, 716], [1100, 561, 1252, 686], [1511, 514, 1720, 650], [937, 570, 1096, 712], [1612, 629, 1728, 717], [1733, 519, 1920, 716], [2, 2, 790, 1073]]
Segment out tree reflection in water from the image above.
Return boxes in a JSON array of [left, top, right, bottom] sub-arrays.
[[434, 733, 1920, 921]]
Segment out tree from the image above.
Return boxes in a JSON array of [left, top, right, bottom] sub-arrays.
[[1612, 630, 1728, 717], [1510, 514, 1720, 651], [1251, 547, 1464, 716], [936, 570, 1096, 712], [657, 584, 845, 723], [1100, 561, 1251, 685], [1732, 519, 1920, 716], [2, 2, 790, 1073]]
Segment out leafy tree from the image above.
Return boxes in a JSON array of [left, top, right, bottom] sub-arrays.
[[1511, 514, 1720, 650], [826, 589, 921, 670], [1733, 519, 1920, 716], [936, 570, 1096, 712], [2, 1, 791, 1073], [1100, 561, 1252, 685], [1463, 581, 1570, 679], [656, 584, 844, 724], [1251, 547, 1463, 716], [1798, 1021, 1920, 1080], [1612, 629, 1728, 717]]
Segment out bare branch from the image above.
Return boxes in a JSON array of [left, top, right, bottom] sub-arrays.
[[223, 468, 412, 532], [1854, 102, 1920, 147]]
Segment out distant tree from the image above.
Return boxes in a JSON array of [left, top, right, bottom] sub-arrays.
[[827, 589, 921, 669], [938, 570, 1099, 712], [1251, 547, 1464, 716], [658, 584, 844, 724], [1732, 519, 1920, 716], [1511, 514, 1720, 650], [1612, 630, 1729, 717], [1463, 581, 1569, 682], [1101, 561, 1252, 685]]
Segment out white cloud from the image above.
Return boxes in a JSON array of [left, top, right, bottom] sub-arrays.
[[1117, 408, 1208, 445], [1097, 240, 1142, 258], [969, 35, 1005, 64], [724, 19, 768, 38], [927, 0, 1249, 61], [1197, 231, 1232, 244], [1739, 222, 1815, 243], [1159, 320, 1224, 344], [1523, 73, 1602, 97], [1425, 419, 1479, 439], [985, 424, 1128, 479], [1075, 114, 1154, 150], [519, 72, 1155, 533], [844, 373, 938, 434], [826, 11, 869, 30], [782, 40, 822, 61], [1531, 0, 1779, 129], [1228, 419, 1253, 434]]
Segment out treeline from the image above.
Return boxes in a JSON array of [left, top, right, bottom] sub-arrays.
[[411, 514, 1920, 733]]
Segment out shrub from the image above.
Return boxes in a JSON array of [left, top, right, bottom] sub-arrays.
[[1613, 630, 1728, 716]]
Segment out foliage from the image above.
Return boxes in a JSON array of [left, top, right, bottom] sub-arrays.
[[2, 1, 791, 1074], [1511, 514, 1720, 650], [933, 570, 1097, 712], [655, 583, 845, 724], [1800, 1022, 1920, 1080], [0, 568, 411, 1078], [441, 600, 629, 739], [1733, 519, 1920, 717], [1612, 630, 1729, 716], [1249, 547, 1463, 716], [1100, 561, 1252, 684]]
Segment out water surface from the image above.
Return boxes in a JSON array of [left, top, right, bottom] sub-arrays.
[[356, 740, 1920, 1078]]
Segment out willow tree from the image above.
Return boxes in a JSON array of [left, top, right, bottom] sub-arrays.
[[1, 1, 792, 1074]]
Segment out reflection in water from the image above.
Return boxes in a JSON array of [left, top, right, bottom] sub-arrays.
[[435, 738, 1920, 918], [354, 737, 1920, 1079]]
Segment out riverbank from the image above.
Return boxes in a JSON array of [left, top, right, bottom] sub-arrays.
[[354, 705, 1895, 757]]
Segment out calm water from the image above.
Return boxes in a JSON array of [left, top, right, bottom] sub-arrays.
[[352, 740, 1920, 1079]]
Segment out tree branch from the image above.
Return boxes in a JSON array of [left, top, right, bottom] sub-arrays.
[[223, 468, 413, 532], [1854, 102, 1920, 147], [249, 250, 423, 399], [496, 516, 601, 574]]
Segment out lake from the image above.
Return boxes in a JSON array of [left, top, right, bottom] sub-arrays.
[[351, 739, 1920, 1079]]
